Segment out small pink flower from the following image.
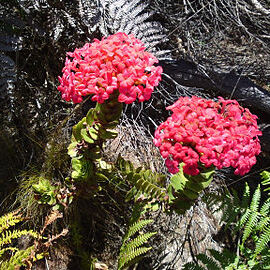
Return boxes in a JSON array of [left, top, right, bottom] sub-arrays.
[[58, 32, 162, 104], [154, 96, 262, 176]]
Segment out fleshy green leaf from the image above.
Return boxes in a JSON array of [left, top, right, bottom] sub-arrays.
[[81, 129, 95, 144]]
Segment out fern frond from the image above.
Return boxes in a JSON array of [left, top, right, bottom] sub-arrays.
[[240, 208, 251, 229], [124, 165, 166, 201], [242, 185, 261, 243], [239, 185, 252, 229], [182, 262, 206, 270], [123, 232, 156, 252], [257, 200, 270, 231], [134, 178, 166, 199], [0, 211, 23, 234], [196, 253, 222, 270], [118, 246, 151, 270], [260, 199, 270, 217], [99, 0, 170, 58], [0, 247, 18, 258], [242, 212, 259, 244], [261, 171, 270, 196], [240, 182, 251, 209], [0, 229, 39, 248], [209, 249, 236, 268], [118, 201, 156, 269], [254, 225, 270, 256], [0, 246, 33, 270], [123, 219, 154, 243]]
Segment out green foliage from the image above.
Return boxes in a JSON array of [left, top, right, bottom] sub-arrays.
[[0, 246, 33, 270], [118, 203, 156, 270], [31, 176, 74, 210], [71, 157, 94, 182], [168, 163, 215, 214], [0, 211, 23, 234], [193, 174, 270, 270], [0, 211, 39, 270], [182, 249, 239, 270], [261, 170, 270, 196], [204, 183, 250, 231], [115, 156, 166, 202], [32, 177, 57, 205], [68, 95, 122, 184]]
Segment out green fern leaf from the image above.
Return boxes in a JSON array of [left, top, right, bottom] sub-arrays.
[[242, 185, 261, 243], [131, 177, 166, 200], [123, 220, 154, 243], [118, 202, 155, 270], [118, 246, 151, 269], [209, 249, 236, 268], [261, 171, 270, 196], [0, 211, 23, 234], [240, 182, 251, 209], [182, 262, 206, 270], [0, 229, 39, 248], [197, 253, 222, 270], [124, 232, 156, 251], [254, 225, 270, 256], [0, 247, 18, 258], [257, 201, 270, 231], [250, 185, 261, 212], [240, 208, 252, 228], [260, 199, 270, 217], [0, 246, 33, 270]]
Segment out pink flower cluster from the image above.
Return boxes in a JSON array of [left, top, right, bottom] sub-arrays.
[[154, 96, 262, 176], [58, 32, 162, 104]]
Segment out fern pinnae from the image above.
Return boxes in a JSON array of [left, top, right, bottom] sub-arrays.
[[239, 208, 251, 229], [242, 185, 261, 243], [260, 199, 270, 216], [123, 219, 153, 242], [135, 23, 163, 38], [250, 185, 261, 212], [242, 211, 259, 244], [256, 216, 270, 232], [118, 247, 151, 270], [0, 229, 39, 248], [0, 211, 23, 234], [123, 13, 152, 33], [257, 200, 270, 231], [254, 225, 270, 256], [240, 182, 250, 209], [0, 247, 18, 257], [124, 232, 157, 251], [261, 170, 270, 191], [123, 2, 148, 19], [130, 176, 166, 200], [118, 201, 156, 269], [197, 253, 222, 270], [120, 0, 139, 13], [209, 249, 235, 268], [182, 262, 206, 270]]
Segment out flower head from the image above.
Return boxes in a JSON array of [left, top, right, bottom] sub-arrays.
[[58, 32, 162, 104], [154, 96, 262, 176]]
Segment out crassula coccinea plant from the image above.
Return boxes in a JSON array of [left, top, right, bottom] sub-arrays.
[[154, 96, 262, 176], [58, 33, 163, 184], [154, 96, 262, 213], [58, 32, 162, 104]]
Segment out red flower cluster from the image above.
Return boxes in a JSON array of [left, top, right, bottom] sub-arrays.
[[58, 32, 162, 104], [154, 96, 262, 176]]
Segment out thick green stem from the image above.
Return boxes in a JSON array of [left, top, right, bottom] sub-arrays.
[[68, 95, 123, 184]]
